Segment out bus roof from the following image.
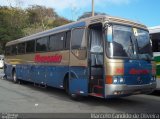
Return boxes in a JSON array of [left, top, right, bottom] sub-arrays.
[[6, 15, 147, 46], [148, 26, 160, 34]]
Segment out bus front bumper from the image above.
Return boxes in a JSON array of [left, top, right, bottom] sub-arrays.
[[105, 82, 156, 98]]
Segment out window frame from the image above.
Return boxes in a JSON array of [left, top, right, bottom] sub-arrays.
[[49, 32, 65, 51], [71, 27, 87, 49], [49, 31, 71, 51], [71, 27, 87, 60]]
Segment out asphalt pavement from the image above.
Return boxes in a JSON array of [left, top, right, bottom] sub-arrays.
[[0, 69, 159, 114]]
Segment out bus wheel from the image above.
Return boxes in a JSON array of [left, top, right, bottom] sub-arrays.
[[69, 93, 84, 101], [12, 70, 18, 83], [64, 78, 69, 94]]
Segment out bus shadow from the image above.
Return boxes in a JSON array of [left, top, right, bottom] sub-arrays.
[[84, 96, 160, 113], [27, 84, 159, 113], [1, 78, 70, 101], [150, 90, 160, 96]]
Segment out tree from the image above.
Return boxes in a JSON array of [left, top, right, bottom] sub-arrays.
[[77, 12, 106, 20], [0, 6, 25, 54], [0, 5, 71, 54], [26, 5, 58, 30], [52, 17, 71, 28]]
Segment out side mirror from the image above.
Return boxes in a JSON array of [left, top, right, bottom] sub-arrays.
[[106, 25, 113, 43]]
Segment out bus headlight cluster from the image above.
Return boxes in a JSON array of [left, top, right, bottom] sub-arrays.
[[151, 76, 156, 82], [113, 77, 125, 84]]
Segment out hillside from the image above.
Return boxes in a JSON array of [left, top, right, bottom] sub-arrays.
[[0, 5, 71, 54]]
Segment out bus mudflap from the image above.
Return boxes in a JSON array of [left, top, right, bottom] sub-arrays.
[[69, 78, 88, 96]]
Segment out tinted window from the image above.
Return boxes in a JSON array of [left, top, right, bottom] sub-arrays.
[[26, 40, 35, 53], [65, 31, 71, 50], [150, 33, 160, 52], [71, 28, 86, 49], [49, 32, 65, 51], [152, 38, 160, 52], [12, 45, 17, 55], [18, 43, 25, 54], [5, 46, 12, 56], [71, 28, 87, 60], [36, 37, 48, 52]]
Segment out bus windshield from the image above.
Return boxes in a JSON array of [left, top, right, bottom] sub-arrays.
[[106, 24, 153, 60], [135, 29, 153, 60]]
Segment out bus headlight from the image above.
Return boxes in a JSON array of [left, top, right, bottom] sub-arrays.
[[151, 77, 154, 81], [120, 77, 124, 83], [113, 76, 125, 84], [113, 78, 118, 83]]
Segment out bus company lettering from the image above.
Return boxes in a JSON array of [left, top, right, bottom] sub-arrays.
[[116, 68, 124, 74], [35, 54, 62, 63], [129, 68, 149, 75]]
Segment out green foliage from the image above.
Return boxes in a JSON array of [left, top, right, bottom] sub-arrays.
[[77, 12, 106, 20], [0, 5, 71, 54], [52, 17, 72, 28], [0, 6, 25, 54]]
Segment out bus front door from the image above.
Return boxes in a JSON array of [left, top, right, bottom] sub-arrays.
[[89, 24, 104, 97]]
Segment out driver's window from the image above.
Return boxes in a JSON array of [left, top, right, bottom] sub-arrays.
[[71, 28, 87, 59]]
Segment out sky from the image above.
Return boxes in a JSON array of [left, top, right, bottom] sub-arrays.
[[0, 0, 160, 27]]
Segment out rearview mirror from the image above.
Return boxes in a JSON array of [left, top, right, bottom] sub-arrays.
[[107, 25, 113, 42]]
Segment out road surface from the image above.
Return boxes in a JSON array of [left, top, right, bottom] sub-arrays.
[[0, 69, 159, 118]]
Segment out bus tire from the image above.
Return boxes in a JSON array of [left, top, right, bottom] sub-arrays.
[[63, 77, 69, 94], [12, 69, 18, 83], [69, 93, 82, 100]]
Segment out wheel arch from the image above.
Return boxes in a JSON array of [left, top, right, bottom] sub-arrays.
[[63, 71, 78, 90]]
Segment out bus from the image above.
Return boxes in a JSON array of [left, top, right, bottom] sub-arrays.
[[4, 15, 156, 99], [149, 26, 160, 89]]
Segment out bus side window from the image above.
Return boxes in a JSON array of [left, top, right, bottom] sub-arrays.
[[36, 37, 48, 52], [49, 32, 66, 51], [26, 40, 35, 53], [71, 28, 86, 49], [71, 28, 87, 59], [5, 46, 12, 56], [18, 43, 26, 54], [11, 45, 18, 55]]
